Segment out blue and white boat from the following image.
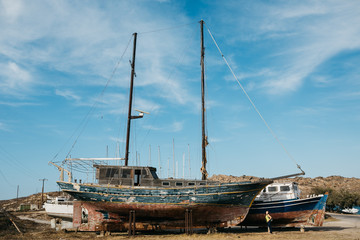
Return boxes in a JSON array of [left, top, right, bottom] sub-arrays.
[[241, 182, 328, 227]]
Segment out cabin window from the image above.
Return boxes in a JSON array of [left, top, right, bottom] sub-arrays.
[[150, 170, 159, 179], [199, 182, 206, 185], [280, 186, 290, 192], [105, 168, 119, 178], [268, 186, 278, 192], [188, 182, 195, 186], [142, 169, 148, 178], [162, 182, 170, 186], [122, 169, 131, 178], [134, 169, 141, 186], [176, 182, 183, 186], [262, 188, 266, 193]]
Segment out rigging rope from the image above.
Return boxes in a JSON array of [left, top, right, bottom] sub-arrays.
[[51, 35, 134, 163], [204, 23, 304, 174], [138, 21, 198, 35]]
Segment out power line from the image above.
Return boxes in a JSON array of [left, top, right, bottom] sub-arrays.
[[138, 21, 197, 35], [51, 35, 134, 163]]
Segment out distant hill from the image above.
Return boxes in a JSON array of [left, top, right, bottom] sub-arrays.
[[209, 175, 360, 197], [0, 192, 64, 212]]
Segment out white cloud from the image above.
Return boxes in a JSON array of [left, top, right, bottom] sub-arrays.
[[0, 0, 23, 23], [265, 1, 360, 93], [216, 0, 360, 94], [142, 120, 184, 133], [170, 121, 184, 132], [0, 0, 197, 107], [0, 61, 32, 95], [109, 136, 125, 143], [55, 89, 81, 101]]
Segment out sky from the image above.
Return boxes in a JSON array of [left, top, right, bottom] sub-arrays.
[[1, 0, 360, 200]]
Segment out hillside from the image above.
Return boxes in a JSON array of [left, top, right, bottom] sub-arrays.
[[209, 175, 360, 198], [0, 192, 65, 212]]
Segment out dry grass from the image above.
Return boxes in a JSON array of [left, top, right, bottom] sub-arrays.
[[1, 225, 359, 240]]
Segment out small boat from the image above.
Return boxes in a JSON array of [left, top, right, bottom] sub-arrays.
[[43, 195, 74, 220], [341, 207, 359, 214], [52, 20, 273, 231], [241, 182, 328, 227]]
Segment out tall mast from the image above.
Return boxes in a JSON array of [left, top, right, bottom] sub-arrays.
[[200, 20, 208, 180], [125, 33, 138, 166]]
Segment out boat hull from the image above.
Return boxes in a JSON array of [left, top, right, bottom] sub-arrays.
[[44, 202, 73, 220], [241, 194, 328, 227], [57, 180, 271, 230]]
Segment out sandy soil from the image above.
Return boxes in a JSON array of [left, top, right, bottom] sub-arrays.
[[1, 213, 359, 240]]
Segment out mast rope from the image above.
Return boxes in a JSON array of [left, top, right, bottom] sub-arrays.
[[138, 21, 198, 35], [51, 35, 134, 163], [204, 23, 304, 174]]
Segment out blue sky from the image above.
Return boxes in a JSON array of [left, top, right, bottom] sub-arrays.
[[1, 0, 360, 200]]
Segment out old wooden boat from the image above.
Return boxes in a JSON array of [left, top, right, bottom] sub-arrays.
[[52, 20, 272, 231], [241, 182, 328, 227]]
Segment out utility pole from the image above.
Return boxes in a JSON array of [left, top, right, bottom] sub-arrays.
[[39, 178, 48, 207], [16, 185, 19, 199]]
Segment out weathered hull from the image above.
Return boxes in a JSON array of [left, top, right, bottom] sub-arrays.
[[241, 194, 328, 227], [57, 180, 271, 230]]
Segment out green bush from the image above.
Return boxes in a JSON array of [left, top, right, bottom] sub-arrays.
[[311, 187, 360, 211]]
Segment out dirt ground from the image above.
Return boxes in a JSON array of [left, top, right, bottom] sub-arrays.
[[1, 213, 359, 240]]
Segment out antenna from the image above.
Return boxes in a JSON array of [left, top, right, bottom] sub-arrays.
[[173, 138, 175, 178], [183, 152, 185, 179], [149, 144, 151, 166], [188, 144, 191, 178], [158, 146, 161, 178], [176, 160, 178, 178], [167, 157, 170, 178]]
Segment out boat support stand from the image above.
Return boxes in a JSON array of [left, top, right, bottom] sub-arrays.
[[185, 209, 193, 235]]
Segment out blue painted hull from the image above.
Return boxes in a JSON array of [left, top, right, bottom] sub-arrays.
[[241, 194, 328, 227], [57, 180, 271, 226]]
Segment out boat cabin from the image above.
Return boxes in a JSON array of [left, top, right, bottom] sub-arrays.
[[255, 182, 300, 202], [95, 165, 217, 187]]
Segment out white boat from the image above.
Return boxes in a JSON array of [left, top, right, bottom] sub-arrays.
[[43, 196, 73, 219], [342, 207, 359, 214]]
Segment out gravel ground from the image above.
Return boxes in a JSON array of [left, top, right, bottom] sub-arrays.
[[1, 212, 359, 240]]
